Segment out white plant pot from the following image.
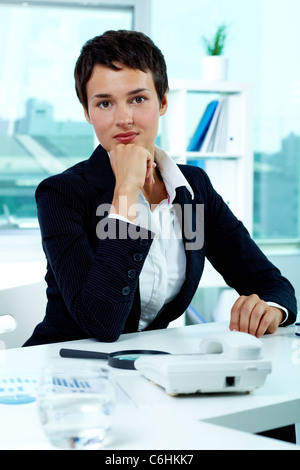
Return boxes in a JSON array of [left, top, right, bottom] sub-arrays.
[[202, 56, 228, 81]]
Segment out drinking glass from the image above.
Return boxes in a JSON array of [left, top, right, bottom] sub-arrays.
[[38, 360, 115, 450]]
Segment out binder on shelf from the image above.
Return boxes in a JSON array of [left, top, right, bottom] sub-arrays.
[[201, 97, 226, 152], [211, 97, 228, 152], [200, 95, 241, 154], [187, 100, 219, 151]]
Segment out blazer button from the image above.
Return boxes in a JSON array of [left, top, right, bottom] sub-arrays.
[[133, 253, 143, 262], [139, 238, 148, 246], [122, 286, 131, 296], [127, 269, 136, 279]]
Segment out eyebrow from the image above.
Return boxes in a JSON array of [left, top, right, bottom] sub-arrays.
[[91, 88, 151, 100]]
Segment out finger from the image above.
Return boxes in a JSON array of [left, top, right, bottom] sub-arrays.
[[265, 308, 284, 334], [248, 300, 268, 337], [229, 295, 247, 331], [256, 316, 270, 338], [257, 307, 283, 337], [239, 294, 264, 333], [230, 294, 260, 333], [145, 162, 156, 185]]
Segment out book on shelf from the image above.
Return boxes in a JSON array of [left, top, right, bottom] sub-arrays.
[[201, 97, 227, 152], [187, 100, 219, 151], [189, 94, 241, 155]]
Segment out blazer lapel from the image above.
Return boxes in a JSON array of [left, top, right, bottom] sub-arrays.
[[84, 144, 115, 191], [174, 186, 205, 295], [83, 144, 116, 212]]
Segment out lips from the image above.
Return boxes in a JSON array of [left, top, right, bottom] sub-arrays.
[[114, 132, 138, 144]]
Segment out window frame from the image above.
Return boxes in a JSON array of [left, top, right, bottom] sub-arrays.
[[0, 0, 151, 34], [257, 239, 300, 256]]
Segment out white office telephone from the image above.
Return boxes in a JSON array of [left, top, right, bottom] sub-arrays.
[[134, 330, 272, 395]]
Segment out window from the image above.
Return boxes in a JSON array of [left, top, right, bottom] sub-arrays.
[[152, 0, 300, 249], [0, 0, 140, 228]]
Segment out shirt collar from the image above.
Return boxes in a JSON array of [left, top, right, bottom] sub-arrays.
[[154, 146, 194, 202]]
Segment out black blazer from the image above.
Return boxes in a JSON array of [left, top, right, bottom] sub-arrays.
[[24, 145, 297, 346]]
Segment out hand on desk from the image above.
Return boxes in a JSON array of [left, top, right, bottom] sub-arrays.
[[229, 294, 284, 338]]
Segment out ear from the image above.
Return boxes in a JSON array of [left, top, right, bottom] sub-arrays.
[[159, 91, 168, 116], [83, 107, 92, 124]]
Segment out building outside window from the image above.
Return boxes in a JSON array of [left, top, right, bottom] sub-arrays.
[[0, 0, 135, 228]]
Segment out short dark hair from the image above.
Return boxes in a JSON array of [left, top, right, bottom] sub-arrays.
[[74, 30, 169, 111]]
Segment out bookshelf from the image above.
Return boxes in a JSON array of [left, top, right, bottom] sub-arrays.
[[158, 79, 253, 287]]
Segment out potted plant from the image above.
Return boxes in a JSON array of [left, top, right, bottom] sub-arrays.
[[202, 24, 229, 81]]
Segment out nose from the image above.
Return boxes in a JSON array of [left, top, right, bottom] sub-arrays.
[[115, 104, 133, 127]]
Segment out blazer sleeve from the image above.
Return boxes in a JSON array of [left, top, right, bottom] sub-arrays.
[[36, 173, 153, 341], [198, 168, 298, 325]]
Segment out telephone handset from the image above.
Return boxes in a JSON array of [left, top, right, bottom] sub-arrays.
[[198, 330, 262, 360], [134, 330, 272, 396]]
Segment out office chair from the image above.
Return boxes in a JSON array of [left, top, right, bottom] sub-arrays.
[[0, 282, 46, 349]]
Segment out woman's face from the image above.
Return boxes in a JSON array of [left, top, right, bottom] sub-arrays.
[[84, 63, 168, 157]]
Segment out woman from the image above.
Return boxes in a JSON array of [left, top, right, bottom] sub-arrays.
[[24, 30, 297, 346]]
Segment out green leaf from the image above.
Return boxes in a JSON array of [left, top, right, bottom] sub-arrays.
[[202, 24, 228, 56]]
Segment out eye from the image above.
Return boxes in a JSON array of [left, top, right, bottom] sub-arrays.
[[98, 100, 111, 109], [132, 96, 146, 104]]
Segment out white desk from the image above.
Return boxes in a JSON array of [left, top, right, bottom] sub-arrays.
[[0, 321, 299, 450]]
